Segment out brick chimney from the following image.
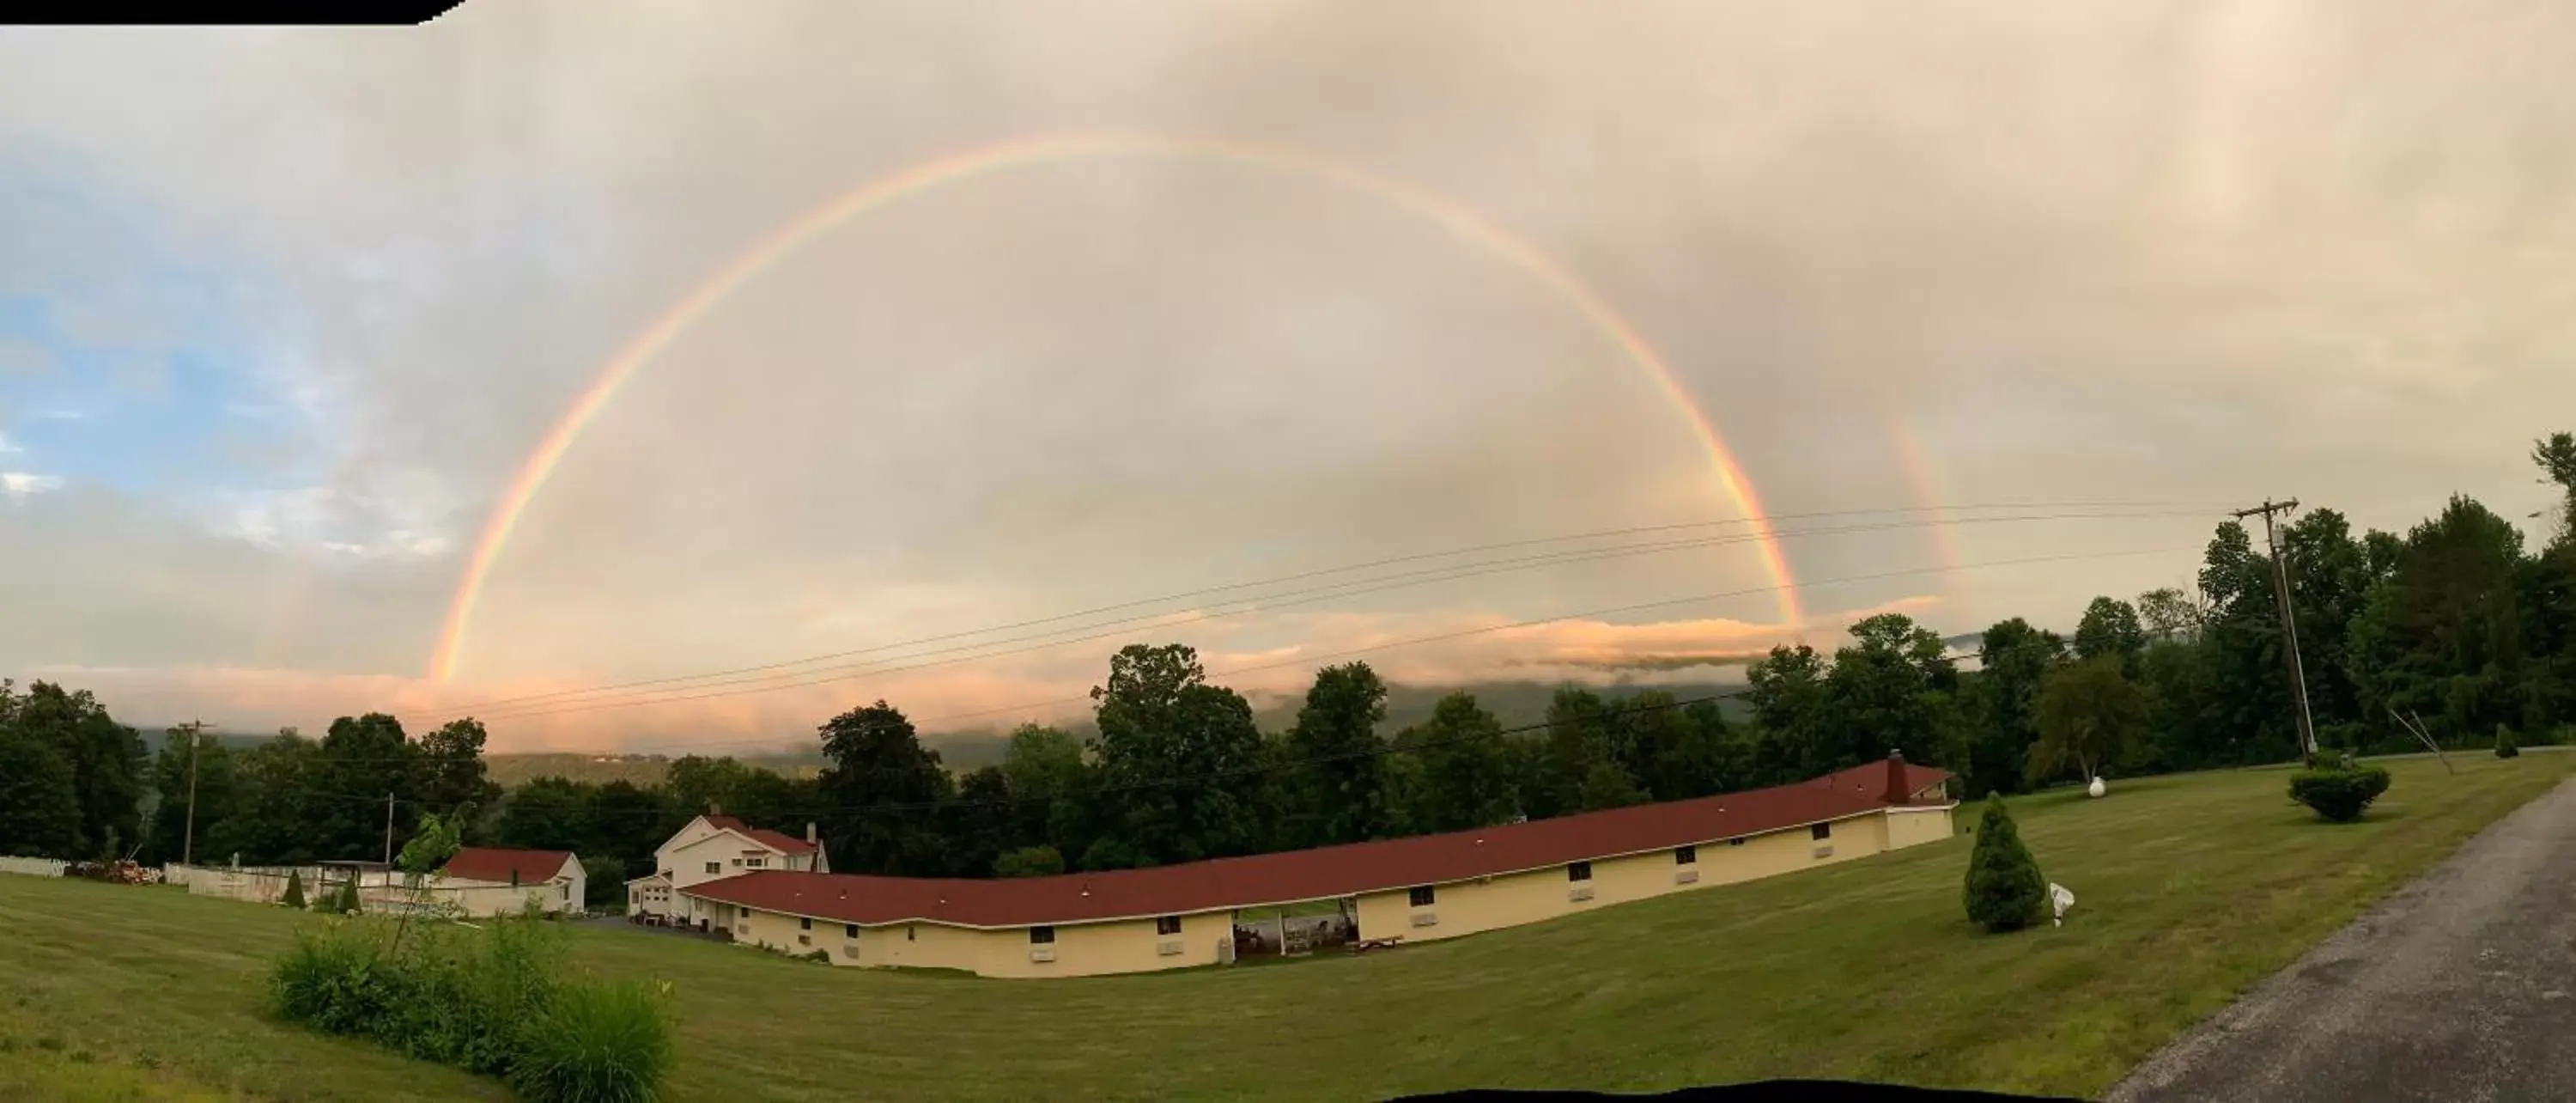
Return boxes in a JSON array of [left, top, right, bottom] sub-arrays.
[[1882, 750, 1911, 805], [708, 801, 721, 817]]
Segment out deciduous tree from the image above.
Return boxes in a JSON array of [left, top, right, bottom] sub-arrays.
[[2028, 656, 2148, 786], [1282, 662, 1390, 847], [815, 700, 953, 875]]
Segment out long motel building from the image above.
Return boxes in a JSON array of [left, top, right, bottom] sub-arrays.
[[660, 753, 1956, 978]]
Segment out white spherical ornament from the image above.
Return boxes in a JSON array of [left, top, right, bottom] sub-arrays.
[[2087, 776, 2107, 798]]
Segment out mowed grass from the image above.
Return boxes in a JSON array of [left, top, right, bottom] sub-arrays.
[[2, 753, 2567, 1102]]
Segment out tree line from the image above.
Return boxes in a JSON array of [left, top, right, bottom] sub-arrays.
[[3, 432, 2570, 893]]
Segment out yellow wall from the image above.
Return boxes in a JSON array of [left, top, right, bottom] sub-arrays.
[[1885, 807, 1954, 850], [730, 905, 1235, 978], [1355, 807, 1922, 946], [707, 801, 1959, 978]]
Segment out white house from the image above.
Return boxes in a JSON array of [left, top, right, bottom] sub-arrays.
[[627, 808, 826, 927], [432, 847, 586, 917]]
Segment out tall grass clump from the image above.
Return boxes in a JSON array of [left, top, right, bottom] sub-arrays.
[[509, 979, 679, 1103], [267, 908, 676, 1101], [270, 922, 403, 1035]]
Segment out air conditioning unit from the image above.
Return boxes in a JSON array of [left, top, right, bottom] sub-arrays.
[[1029, 947, 1056, 963], [841, 942, 860, 959], [1674, 868, 1700, 885], [1812, 844, 1836, 860], [797, 935, 811, 947], [1567, 885, 1595, 903], [1409, 911, 1439, 928], [1157, 939, 1184, 957]]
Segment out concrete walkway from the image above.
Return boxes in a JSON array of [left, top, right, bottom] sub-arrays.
[[2105, 776, 2576, 1103]]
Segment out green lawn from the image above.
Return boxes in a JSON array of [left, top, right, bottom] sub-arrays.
[[3, 753, 2567, 1102]]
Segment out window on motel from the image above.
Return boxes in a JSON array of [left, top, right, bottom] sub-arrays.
[[1030, 925, 1056, 945], [1156, 916, 1182, 935], [1567, 861, 1592, 881], [1675, 844, 1697, 864], [1409, 886, 1436, 907], [1812, 822, 1832, 840]]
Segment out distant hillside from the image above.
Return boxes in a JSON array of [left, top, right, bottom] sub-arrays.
[[484, 753, 824, 789], [151, 678, 1753, 789]]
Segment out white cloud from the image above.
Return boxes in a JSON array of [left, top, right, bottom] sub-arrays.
[[215, 483, 454, 561], [2, 472, 64, 499], [0, 431, 19, 454]]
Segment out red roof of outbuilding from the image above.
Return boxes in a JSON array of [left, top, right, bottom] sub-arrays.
[[440, 847, 574, 886], [702, 815, 818, 855], [681, 758, 1949, 929]]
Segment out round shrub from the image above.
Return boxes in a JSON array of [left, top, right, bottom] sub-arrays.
[[2495, 726, 2520, 759], [1963, 795, 2048, 933], [2288, 765, 2392, 822]]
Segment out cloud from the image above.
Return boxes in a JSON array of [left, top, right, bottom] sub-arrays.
[[2, 0, 2571, 750], [2, 471, 64, 499], [0, 336, 49, 378], [0, 430, 18, 454]]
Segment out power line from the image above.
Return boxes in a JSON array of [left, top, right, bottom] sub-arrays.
[[451, 511, 2149, 721], [431, 499, 2230, 716], [556, 541, 2197, 753], [438, 512, 2212, 724]]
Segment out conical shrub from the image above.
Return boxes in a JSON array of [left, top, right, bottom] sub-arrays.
[[282, 869, 307, 910], [1963, 795, 2048, 933]]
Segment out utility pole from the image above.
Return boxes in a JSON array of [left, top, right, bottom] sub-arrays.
[[383, 793, 396, 867], [177, 720, 213, 868], [2233, 499, 2318, 756]]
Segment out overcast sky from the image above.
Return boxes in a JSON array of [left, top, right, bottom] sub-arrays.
[[3, 1, 2571, 752]]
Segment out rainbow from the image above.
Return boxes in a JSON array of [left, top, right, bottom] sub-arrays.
[[429, 133, 1802, 682]]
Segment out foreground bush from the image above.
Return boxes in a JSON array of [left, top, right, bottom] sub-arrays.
[[2496, 726, 2520, 759], [1963, 795, 2048, 933], [509, 979, 678, 1103], [2289, 765, 2393, 822], [270, 914, 676, 1101]]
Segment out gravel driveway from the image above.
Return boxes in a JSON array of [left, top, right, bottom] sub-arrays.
[[2105, 775, 2576, 1103]]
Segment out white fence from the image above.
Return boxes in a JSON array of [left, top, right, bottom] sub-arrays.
[[0, 856, 70, 878], [167, 864, 569, 918]]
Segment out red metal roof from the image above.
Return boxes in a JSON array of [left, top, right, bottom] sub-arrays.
[[440, 847, 574, 886], [702, 815, 818, 855], [682, 757, 1949, 929]]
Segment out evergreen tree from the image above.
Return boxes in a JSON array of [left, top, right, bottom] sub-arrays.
[[282, 868, 307, 909], [1963, 795, 2048, 933]]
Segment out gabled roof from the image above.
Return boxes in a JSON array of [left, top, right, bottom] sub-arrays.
[[440, 847, 574, 886], [702, 815, 818, 856], [682, 757, 1950, 929]]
